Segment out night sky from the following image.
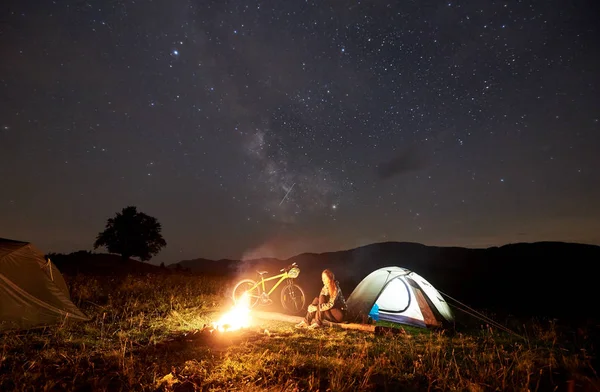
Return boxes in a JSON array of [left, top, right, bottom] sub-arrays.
[[1, 0, 599, 264]]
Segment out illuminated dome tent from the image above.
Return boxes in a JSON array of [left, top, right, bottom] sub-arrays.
[[346, 266, 453, 328], [0, 238, 89, 331]]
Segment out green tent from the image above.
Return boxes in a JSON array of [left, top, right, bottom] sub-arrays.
[[0, 238, 88, 331]]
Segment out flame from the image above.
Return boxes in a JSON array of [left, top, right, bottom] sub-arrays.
[[212, 292, 252, 332]]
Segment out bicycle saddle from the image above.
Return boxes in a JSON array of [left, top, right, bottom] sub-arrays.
[[257, 270, 268, 275]]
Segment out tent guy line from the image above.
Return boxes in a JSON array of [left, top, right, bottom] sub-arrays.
[[438, 290, 525, 340]]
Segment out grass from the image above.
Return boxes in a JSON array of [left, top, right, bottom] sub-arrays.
[[1, 273, 598, 391]]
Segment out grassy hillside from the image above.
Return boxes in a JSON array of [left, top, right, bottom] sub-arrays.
[[0, 273, 597, 391]]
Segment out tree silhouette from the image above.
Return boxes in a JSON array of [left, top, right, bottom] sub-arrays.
[[93, 206, 167, 261]]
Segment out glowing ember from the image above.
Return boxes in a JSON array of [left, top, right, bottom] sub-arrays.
[[212, 292, 252, 332]]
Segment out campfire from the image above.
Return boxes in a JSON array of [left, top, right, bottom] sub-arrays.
[[211, 292, 252, 332]]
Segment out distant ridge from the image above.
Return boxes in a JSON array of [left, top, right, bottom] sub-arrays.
[[170, 241, 600, 320], [49, 241, 600, 320], [50, 251, 167, 276]]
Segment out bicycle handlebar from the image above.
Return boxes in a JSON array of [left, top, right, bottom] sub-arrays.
[[280, 262, 298, 272]]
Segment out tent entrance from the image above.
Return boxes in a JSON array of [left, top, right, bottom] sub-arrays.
[[375, 277, 411, 313]]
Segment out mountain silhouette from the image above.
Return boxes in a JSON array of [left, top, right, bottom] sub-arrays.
[[171, 241, 600, 321]]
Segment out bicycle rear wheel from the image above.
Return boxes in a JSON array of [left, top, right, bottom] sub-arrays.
[[232, 279, 260, 308], [281, 283, 306, 314]]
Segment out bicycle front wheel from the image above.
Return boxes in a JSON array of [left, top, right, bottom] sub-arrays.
[[232, 279, 260, 308], [281, 283, 306, 314]]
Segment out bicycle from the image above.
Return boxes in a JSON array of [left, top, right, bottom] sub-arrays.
[[231, 262, 306, 314]]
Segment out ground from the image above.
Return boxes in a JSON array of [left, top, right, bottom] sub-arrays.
[[0, 274, 597, 391]]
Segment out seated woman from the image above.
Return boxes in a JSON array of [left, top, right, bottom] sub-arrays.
[[296, 269, 347, 329]]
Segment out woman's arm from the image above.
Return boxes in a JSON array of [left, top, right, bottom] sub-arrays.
[[319, 285, 338, 312]]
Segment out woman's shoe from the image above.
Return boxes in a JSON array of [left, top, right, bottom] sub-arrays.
[[308, 322, 321, 329], [295, 320, 308, 329]]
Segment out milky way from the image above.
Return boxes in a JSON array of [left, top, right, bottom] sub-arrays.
[[1, 0, 599, 262]]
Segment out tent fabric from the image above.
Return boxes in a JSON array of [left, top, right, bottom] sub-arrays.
[[0, 238, 88, 331], [346, 266, 453, 328]]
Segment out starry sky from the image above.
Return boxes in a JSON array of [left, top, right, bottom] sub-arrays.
[[1, 0, 599, 264]]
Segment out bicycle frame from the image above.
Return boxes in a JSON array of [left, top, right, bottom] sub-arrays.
[[252, 270, 293, 297], [232, 263, 304, 313]]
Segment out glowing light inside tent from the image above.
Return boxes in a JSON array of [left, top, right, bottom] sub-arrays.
[[212, 292, 252, 332], [376, 278, 410, 311]]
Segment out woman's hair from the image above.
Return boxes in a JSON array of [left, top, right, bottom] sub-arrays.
[[322, 269, 337, 298]]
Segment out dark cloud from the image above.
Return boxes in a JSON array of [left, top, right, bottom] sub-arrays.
[[376, 148, 427, 180]]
